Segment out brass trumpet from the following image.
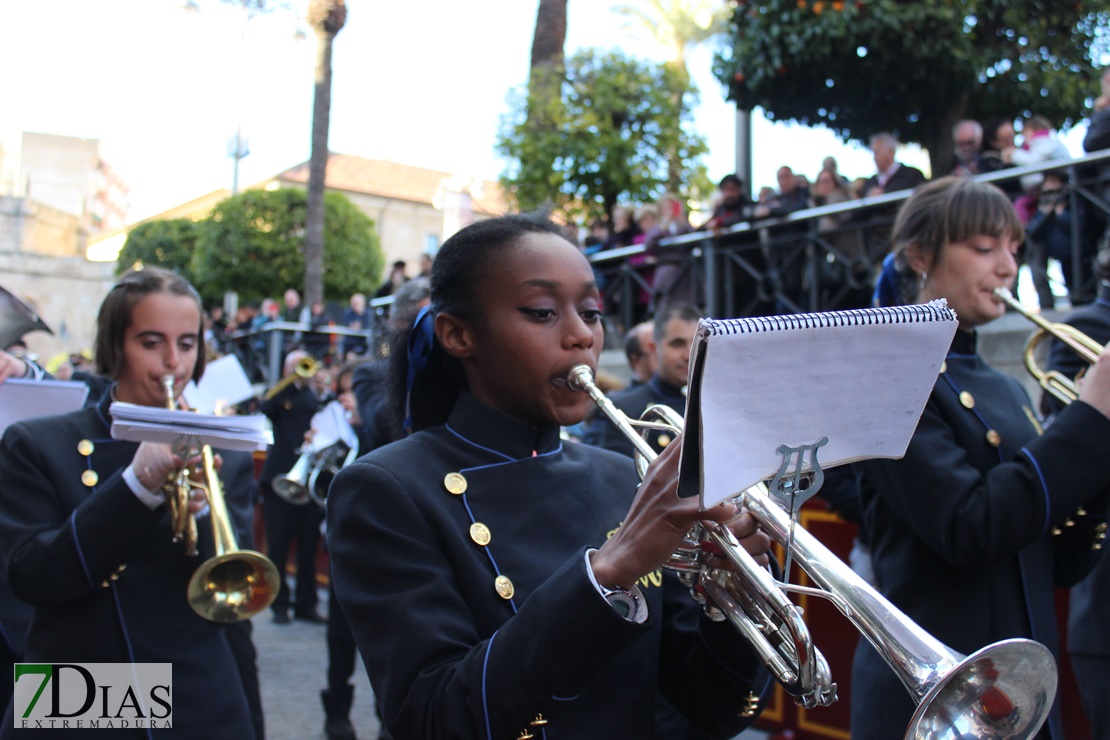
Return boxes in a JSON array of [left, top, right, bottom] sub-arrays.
[[568, 364, 1057, 738], [263, 355, 321, 400], [161, 375, 281, 622], [992, 287, 1101, 405]]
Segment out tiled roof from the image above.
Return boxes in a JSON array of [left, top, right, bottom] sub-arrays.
[[275, 153, 506, 215]]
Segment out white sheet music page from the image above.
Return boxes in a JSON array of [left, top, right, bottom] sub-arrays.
[[0, 379, 89, 434], [109, 402, 272, 451], [182, 354, 255, 414], [681, 300, 958, 509]]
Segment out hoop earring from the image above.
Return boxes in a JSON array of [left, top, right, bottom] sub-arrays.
[[919, 272, 928, 292]]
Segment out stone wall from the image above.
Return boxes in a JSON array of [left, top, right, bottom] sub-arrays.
[[0, 251, 115, 366]]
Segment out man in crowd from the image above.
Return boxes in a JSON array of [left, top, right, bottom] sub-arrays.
[[259, 350, 325, 625], [624, 321, 656, 389], [949, 120, 987, 177], [589, 304, 699, 459], [863, 132, 927, 197], [699, 174, 752, 234]]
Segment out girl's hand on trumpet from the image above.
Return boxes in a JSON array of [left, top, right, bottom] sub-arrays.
[[589, 434, 773, 590], [131, 441, 214, 512], [1076, 344, 1110, 419]]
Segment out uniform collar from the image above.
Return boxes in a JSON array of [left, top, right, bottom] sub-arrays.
[[648, 374, 686, 399], [949, 328, 978, 356], [446, 392, 562, 459], [95, 383, 118, 427]]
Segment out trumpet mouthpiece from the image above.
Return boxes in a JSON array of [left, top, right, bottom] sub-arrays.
[[566, 365, 594, 392]]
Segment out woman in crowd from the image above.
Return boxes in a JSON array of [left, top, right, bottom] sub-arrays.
[[0, 267, 256, 737], [851, 177, 1110, 739], [327, 214, 773, 739]]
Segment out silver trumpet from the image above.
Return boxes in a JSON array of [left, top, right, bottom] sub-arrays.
[[272, 449, 315, 505], [568, 364, 1056, 739], [273, 440, 355, 506]]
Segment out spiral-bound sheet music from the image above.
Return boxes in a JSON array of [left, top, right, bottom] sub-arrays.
[[679, 300, 958, 508]]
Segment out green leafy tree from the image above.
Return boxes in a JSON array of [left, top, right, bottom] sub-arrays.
[[191, 188, 383, 306], [499, 48, 709, 225], [715, 0, 1110, 173], [116, 219, 202, 282]]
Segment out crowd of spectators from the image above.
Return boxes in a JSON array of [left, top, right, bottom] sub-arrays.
[[582, 85, 1110, 326], [203, 255, 435, 384]]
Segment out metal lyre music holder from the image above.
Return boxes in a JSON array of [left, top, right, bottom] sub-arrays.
[[768, 436, 828, 577]]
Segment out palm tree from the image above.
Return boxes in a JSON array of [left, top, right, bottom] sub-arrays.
[[614, 0, 725, 192], [521, 0, 568, 214], [303, 0, 347, 307], [615, 0, 724, 75], [531, 0, 568, 74]]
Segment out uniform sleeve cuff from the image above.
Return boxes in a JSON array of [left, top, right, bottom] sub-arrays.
[[123, 465, 166, 510], [584, 549, 649, 623]]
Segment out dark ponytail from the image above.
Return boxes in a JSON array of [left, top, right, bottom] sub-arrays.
[[388, 214, 567, 434]]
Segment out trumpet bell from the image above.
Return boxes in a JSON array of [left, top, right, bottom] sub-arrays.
[[272, 453, 313, 505], [187, 549, 281, 623], [908, 639, 1055, 740]]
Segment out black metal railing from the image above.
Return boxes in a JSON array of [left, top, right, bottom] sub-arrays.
[[591, 148, 1110, 335]]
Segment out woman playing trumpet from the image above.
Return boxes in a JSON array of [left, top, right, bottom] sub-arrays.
[[327, 214, 773, 739], [851, 177, 1110, 739], [0, 267, 257, 737]]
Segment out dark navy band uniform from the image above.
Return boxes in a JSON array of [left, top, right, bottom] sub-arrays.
[[327, 392, 770, 739]]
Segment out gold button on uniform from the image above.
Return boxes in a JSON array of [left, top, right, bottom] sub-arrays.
[[444, 472, 468, 495], [469, 522, 491, 546], [657, 434, 671, 448], [77, 439, 94, 456], [530, 714, 547, 726], [81, 470, 99, 487], [959, 391, 975, 409], [986, 430, 1002, 447], [494, 575, 515, 599], [940, 361, 947, 374]]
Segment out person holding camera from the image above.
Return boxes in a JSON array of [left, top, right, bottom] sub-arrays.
[[1026, 169, 1077, 310]]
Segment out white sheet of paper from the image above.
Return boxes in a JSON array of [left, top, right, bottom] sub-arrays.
[[309, 400, 357, 452], [108, 401, 272, 451], [682, 301, 958, 508], [0, 378, 89, 434], [182, 354, 255, 414]]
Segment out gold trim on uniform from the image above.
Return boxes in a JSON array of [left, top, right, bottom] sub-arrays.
[[959, 391, 975, 409], [77, 439, 94, 456], [739, 691, 761, 718], [469, 522, 491, 547], [1022, 405, 1044, 435], [494, 575, 514, 599], [81, 470, 99, 487], [985, 430, 1002, 447], [444, 472, 468, 495]]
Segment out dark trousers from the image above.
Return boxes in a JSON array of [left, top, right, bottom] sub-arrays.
[[326, 582, 358, 691], [263, 489, 324, 614], [227, 620, 265, 740]]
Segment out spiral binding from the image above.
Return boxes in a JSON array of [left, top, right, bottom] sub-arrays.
[[702, 300, 955, 336]]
